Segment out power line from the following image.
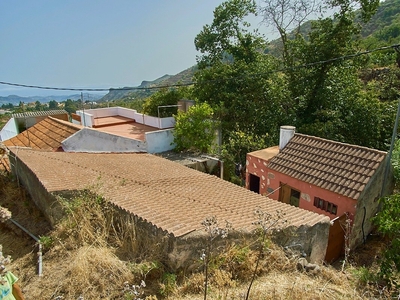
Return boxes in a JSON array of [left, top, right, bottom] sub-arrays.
[[0, 43, 398, 93]]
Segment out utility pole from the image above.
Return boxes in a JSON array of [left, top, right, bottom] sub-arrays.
[[81, 92, 86, 127]]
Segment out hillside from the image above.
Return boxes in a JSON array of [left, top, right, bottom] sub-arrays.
[[0, 93, 105, 106], [266, 0, 400, 57], [99, 66, 197, 103]]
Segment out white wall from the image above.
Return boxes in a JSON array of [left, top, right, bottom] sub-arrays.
[[146, 129, 175, 153], [0, 118, 18, 141], [160, 117, 176, 129], [62, 128, 146, 153], [75, 107, 174, 129]]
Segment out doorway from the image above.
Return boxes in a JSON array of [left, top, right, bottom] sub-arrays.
[[279, 183, 300, 207], [249, 174, 260, 194]]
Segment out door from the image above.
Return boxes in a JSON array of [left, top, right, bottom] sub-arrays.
[[249, 174, 260, 194], [279, 183, 300, 207], [325, 214, 346, 263], [279, 183, 291, 204], [290, 189, 300, 207]]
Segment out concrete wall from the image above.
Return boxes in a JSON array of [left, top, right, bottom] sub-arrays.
[[168, 218, 330, 271], [8, 149, 64, 226], [76, 107, 175, 129], [350, 156, 393, 249], [62, 128, 146, 153], [145, 129, 175, 154], [0, 119, 18, 141]]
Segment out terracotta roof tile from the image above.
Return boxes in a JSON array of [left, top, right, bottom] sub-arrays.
[[268, 134, 387, 199], [4, 117, 82, 150], [9, 148, 330, 237]]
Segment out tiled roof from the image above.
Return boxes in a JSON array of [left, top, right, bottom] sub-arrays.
[[9, 148, 329, 237], [268, 134, 387, 200], [3, 117, 82, 150], [12, 110, 68, 118]]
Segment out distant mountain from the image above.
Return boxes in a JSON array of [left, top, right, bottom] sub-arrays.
[[265, 0, 400, 56], [0, 94, 105, 106], [99, 66, 197, 102]]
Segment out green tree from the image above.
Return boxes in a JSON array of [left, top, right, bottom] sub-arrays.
[[1, 103, 14, 109], [142, 87, 192, 117], [281, 0, 390, 148], [194, 0, 292, 146], [194, 0, 263, 67], [64, 99, 77, 114], [373, 192, 400, 289], [173, 102, 218, 153], [48, 100, 58, 110], [220, 128, 271, 183], [35, 100, 44, 111]]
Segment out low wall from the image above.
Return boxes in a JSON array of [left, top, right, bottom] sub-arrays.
[[168, 220, 330, 271], [62, 128, 146, 153], [145, 129, 175, 153], [0, 119, 18, 141], [8, 149, 64, 226], [76, 107, 174, 129]]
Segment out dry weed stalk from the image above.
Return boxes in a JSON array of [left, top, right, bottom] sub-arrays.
[[340, 212, 352, 271], [0, 205, 11, 223], [246, 207, 288, 300], [200, 216, 232, 300]]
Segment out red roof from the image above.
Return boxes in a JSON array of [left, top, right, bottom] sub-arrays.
[[9, 148, 330, 237], [267, 134, 387, 199]]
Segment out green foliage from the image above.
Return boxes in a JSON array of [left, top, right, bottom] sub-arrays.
[[220, 128, 271, 183], [142, 87, 193, 117], [160, 273, 177, 296], [351, 266, 377, 285], [391, 139, 400, 183], [373, 194, 400, 288], [39, 235, 54, 250], [173, 102, 218, 153], [48, 100, 58, 110], [194, 0, 262, 67], [63, 99, 78, 114], [1, 103, 14, 109]]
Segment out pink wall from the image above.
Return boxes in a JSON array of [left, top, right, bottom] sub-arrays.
[[246, 153, 357, 220]]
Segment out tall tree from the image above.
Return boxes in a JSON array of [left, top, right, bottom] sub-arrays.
[[48, 100, 58, 110], [194, 0, 263, 67], [259, 0, 325, 65], [194, 0, 292, 145]]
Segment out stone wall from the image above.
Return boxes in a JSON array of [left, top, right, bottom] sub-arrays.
[[8, 150, 64, 226], [351, 156, 394, 249]]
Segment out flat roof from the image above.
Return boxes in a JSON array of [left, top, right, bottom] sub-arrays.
[[248, 146, 280, 161], [91, 116, 160, 141]]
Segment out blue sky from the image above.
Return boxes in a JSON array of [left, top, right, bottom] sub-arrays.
[[0, 1, 275, 97]]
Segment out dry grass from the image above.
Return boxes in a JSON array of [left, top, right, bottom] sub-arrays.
[[0, 170, 396, 299]]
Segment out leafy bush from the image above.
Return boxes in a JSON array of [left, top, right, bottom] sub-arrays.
[[373, 194, 400, 289], [173, 102, 219, 153], [142, 87, 192, 117]]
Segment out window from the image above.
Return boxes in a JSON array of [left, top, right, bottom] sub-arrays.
[[313, 197, 337, 215]]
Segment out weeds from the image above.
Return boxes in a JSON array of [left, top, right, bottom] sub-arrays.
[[123, 280, 146, 300], [39, 235, 53, 250], [340, 212, 352, 271], [246, 208, 287, 300], [160, 273, 177, 296], [200, 216, 232, 300]]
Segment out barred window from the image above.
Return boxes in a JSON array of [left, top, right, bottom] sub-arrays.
[[314, 197, 337, 215]]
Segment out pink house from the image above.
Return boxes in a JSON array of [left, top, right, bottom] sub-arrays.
[[246, 126, 393, 262]]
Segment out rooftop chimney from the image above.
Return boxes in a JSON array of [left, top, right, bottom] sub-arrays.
[[279, 126, 295, 150]]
